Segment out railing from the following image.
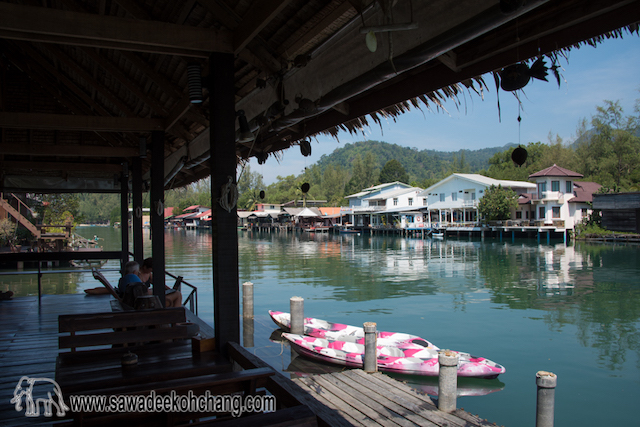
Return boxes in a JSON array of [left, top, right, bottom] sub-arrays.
[[165, 270, 198, 315]]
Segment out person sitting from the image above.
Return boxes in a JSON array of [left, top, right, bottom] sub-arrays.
[[138, 258, 182, 308], [117, 261, 144, 297]]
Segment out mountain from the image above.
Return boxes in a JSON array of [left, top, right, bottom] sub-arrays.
[[312, 140, 515, 184]]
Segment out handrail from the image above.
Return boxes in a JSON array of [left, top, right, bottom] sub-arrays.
[[165, 270, 198, 315]]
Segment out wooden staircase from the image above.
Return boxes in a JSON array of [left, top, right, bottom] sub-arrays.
[[0, 196, 40, 238]]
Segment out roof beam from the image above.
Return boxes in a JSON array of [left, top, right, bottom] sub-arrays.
[[1, 161, 124, 173], [0, 143, 138, 157], [0, 112, 164, 132], [233, 0, 293, 54], [0, 2, 231, 57]]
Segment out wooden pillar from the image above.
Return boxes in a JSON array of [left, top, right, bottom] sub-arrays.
[[132, 156, 144, 263], [209, 52, 240, 352], [120, 163, 129, 268], [151, 130, 166, 307]]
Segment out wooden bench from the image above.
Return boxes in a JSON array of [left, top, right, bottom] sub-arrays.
[[58, 307, 196, 352]]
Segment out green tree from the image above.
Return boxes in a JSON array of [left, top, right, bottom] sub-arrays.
[[237, 166, 265, 210], [35, 194, 82, 228], [345, 152, 378, 194], [478, 185, 518, 221], [322, 164, 349, 205], [379, 159, 410, 184], [575, 100, 640, 190]]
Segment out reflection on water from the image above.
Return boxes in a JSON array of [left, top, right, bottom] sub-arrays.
[[2, 226, 638, 425]]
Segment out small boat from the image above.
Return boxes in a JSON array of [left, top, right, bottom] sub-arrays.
[[338, 226, 360, 235], [431, 232, 444, 239], [269, 311, 438, 350], [282, 333, 505, 379]]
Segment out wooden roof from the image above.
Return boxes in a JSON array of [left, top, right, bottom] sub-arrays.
[[1, 0, 639, 192]]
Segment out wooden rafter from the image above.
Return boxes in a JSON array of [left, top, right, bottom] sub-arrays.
[[0, 143, 138, 157], [1, 161, 124, 173], [0, 2, 231, 57], [233, 0, 294, 54], [0, 112, 164, 132]]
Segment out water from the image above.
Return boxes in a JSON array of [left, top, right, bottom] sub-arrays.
[[2, 226, 639, 426]]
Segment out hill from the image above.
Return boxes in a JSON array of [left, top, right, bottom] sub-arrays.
[[313, 140, 515, 184]]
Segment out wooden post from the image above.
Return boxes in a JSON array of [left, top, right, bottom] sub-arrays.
[[131, 156, 144, 263], [120, 164, 129, 269], [150, 130, 166, 307], [209, 52, 239, 352], [438, 350, 458, 412], [363, 322, 377, 373], [290, 296, 304, 335], [536, 371, 557, 427], [242, 282, 253, 319]]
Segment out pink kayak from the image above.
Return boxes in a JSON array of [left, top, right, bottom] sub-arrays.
[[282, 333, 506, 379], [269, 310, 439, 350]]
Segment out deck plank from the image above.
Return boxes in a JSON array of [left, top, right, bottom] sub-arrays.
[[293, 370, 490, 427]]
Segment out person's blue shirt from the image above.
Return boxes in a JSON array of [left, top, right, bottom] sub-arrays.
[[117, 273, 142, 296]]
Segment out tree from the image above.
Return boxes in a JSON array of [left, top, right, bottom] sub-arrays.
[[35, 194, 82, 228], [379, 159, 410, 184], [237, 166, 265, 210], [345, 152, 378, 194], [575, 100, 640, 190], [478, 185, 518, 221]]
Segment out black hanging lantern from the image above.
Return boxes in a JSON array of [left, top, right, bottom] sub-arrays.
[[511, 145, 528, 166], [259, 190, 265, 199], [301, 183, 310, 193], [499, 64, 530, 91], [300, 140, 312, 157]]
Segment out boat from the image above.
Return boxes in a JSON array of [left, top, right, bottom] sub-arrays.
[[431, 232, 444, 239], [282, 333, 505, 379], [338, 225, 360, 235], [269, 310, 438, 350]]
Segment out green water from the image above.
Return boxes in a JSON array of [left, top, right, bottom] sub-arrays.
[[2, 226, 639, 426]]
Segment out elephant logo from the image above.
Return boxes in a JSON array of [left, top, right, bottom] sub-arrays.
[[10, 376, 69, 417]]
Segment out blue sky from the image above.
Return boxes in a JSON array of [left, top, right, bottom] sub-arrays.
[[251, 35, 640, 185]]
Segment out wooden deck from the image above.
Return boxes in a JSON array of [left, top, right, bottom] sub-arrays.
[[0, 294, 111, 425], [293, 370, 495, 427]]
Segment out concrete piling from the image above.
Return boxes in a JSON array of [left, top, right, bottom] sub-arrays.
[[536, 371, 557, 427], [242, 282, 253, 318], [363, 322, 378, 373], [437, 350, 459, 412], [290, 296, 304, 335]]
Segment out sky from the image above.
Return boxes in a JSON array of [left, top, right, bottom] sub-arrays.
[[248, 34, 640, 185]]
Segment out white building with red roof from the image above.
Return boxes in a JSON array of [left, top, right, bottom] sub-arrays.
[[526, 164, 601, 229]]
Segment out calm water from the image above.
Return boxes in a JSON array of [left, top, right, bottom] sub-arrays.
[[2, 226, 639, 426]]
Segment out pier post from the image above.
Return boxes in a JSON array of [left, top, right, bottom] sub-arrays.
[[437, 350, 458, 412], [290, 296, 304, 334], [536, 371, 557, 427], [363, 322, 377, 373], [242, 282, 253, 318]]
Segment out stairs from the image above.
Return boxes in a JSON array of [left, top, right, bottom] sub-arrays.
[[0, 197, 40, 238]]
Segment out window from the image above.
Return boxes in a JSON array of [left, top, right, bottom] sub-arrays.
[[471, 192, 476, 200], [423, 198, 427, 206], [539, 207, 545, 219], [552, 207, 561, 218], [440, 193, 445, 202], [566, 181, 572, 193], [538, 182, 547, 191], [408, 198, 413, 206], [393, 198, 398, 206], [552, 181, 560, 192], [451, 192, 457, 201], [526, 211, 529, 219], [516, 211, 522, 219]]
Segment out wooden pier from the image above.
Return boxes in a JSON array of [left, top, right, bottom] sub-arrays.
[[293, 370, 495, 427]]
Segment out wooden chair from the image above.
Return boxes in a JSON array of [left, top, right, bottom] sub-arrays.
[[91, 268, 129, 308]]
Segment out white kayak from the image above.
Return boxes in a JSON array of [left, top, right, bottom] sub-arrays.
[[269, 310, 439, 350], [282, 333, 506, 379]]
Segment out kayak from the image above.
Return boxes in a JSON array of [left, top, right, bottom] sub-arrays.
[[269, 310, 439, 350], [282, 333, 506, 379]]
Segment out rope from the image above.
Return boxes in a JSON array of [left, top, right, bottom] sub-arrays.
[[218, 176, 238, 213]]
